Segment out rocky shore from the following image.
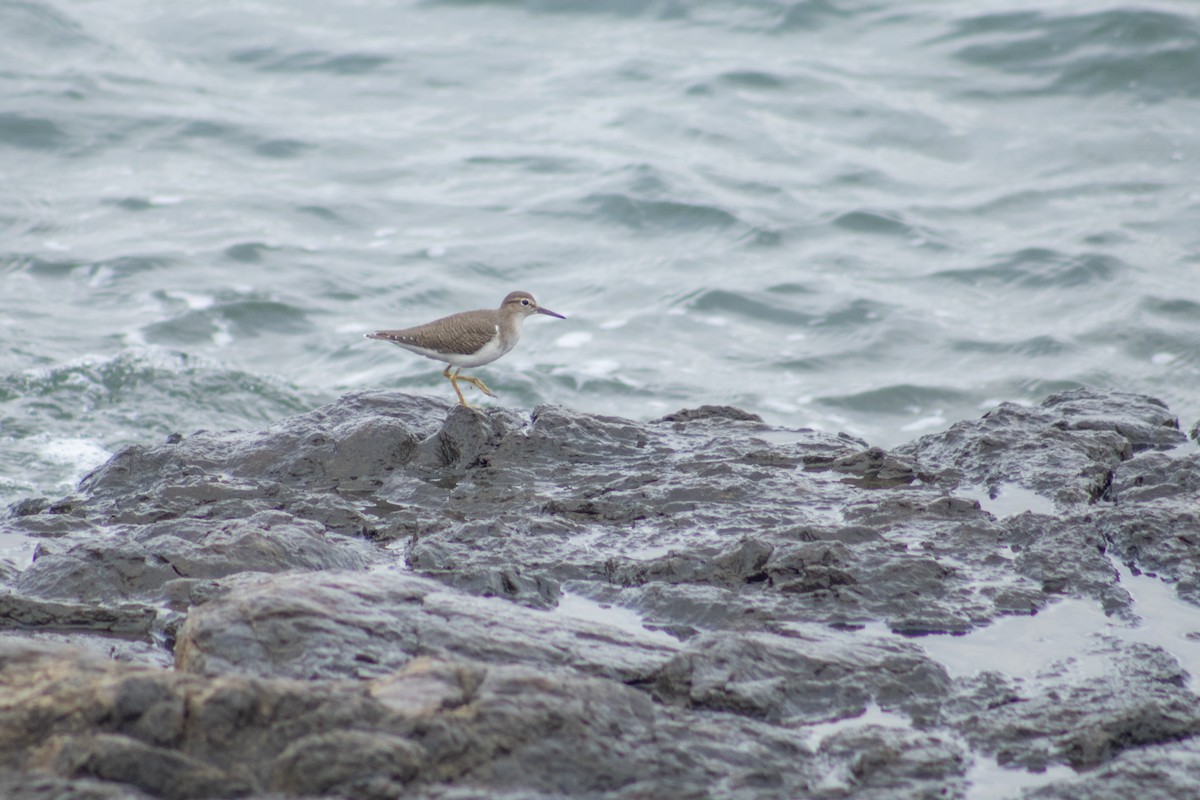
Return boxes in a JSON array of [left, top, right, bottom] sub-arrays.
[[2, 388, 1199, 799]]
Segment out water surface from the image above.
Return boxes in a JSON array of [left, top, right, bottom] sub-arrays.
[[3, 0, 1198, 510]]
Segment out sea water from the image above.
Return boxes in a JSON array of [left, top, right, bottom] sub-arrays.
[[4, 0, 1199, 507]]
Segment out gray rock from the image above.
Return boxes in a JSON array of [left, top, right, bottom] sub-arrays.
[[1022, 736, 1200, 800], [811, 727, 967, 799], [0, 640, 837, 799], [174, 570, 678, 683], [0, 557, 19, 585], [1003, 511, 1131, 614], [893, 389, 1186, 507], [16, 510, 375, 602], [652, 624, 950, 726], [946, 641, 1200, 771], [1, 387, 1198, 799], [0, 774, 159, 800], [1109, 449, 1200, 504], [0, 591, 156, 637]]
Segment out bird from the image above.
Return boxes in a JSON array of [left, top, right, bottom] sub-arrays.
[[365, 290, 565, 407]]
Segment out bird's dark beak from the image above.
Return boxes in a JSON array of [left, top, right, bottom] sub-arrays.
[[537, 306, 566, 319]]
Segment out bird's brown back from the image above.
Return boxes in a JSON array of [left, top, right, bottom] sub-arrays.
[[367, 308, 499, 356]]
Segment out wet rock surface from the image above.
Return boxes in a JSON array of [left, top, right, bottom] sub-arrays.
[[1, 387, 1198, 799]]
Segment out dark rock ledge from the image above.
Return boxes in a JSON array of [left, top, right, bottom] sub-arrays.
[[0, 388, 1198, 799]]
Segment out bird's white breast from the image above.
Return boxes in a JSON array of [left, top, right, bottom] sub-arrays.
[[442, 323, 516, 368]]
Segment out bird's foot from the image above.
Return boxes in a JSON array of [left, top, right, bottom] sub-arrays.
[[458, 374, 497, 398]]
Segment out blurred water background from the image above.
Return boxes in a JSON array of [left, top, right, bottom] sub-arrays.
[[3, 0, 1199, 509]]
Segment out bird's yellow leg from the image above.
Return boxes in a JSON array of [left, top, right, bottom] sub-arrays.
[[442, 365, 471, 407], [456, 372, 497, 398]]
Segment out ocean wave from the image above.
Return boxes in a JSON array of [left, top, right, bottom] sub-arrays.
[[229, 47, 393, 75], [822, 383, 973, 414], [0, 0, 94, 52], [938, 8, 1200, 99], [950, 335, 1072, 358], [687, 288, 816, 327], [424, 0, 844, 30], [0, 113, 68, 151], [930, 248, 1125, 290], [1, 349, 306, 425], [138, 292, 314, 347], [0, 348, 311, 506], [6, 253, 174, 281], [582, 193, 741, 232]]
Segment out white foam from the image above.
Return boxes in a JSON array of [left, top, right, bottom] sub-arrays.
[[957, 483, 1056, 518], [168, 290, 215, 310], [804, 703, 918, 793], [367, 544, 413, 573], [88, 265, 115, 288], [802, 701, 913, 747], [978, 398, 1034, 410], [1111, 557, 1200, 693], [39, 436, 111, 483], [965, 754, 1075, 800], [551, 591, 677, 646], [918, 596, 1112, 681], [901, 413, 947, 432], [0, 531, 38, 570], [759, 398, 800, 413], [577, 358, 620, 377], [917, 557, 1200, 691], [554, 331, 593, 349], [747, 429, 807, 446], [698, 315, 729, 327]]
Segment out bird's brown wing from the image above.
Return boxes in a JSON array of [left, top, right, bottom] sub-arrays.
[[369, 309, 497, 356]]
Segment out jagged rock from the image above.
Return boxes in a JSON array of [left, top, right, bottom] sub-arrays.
[[174, 571, 678, 683], [0, 388, 1197, 799], [1021, 736, 1200, 800], [16, 510, 375, 603], [893, 389, 1186, 507], [946, 642, 1200, 770], [0, 640, 853, 800], [652, 625, 950, 726], [811, 727, 967, 799]]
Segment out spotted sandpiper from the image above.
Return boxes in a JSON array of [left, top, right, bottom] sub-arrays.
[[366, 291, 566, 407]]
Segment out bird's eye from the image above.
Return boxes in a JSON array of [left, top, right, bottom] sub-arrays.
[[521, 299, 530, 305]]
